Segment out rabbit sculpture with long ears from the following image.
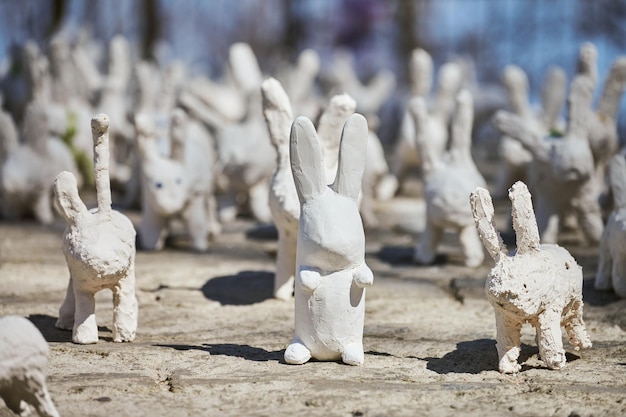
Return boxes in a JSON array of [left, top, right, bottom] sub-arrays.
[[261, 77, 299, 300], [409, 90, 486, 267], [492, 74, 603, 244], [595, 154, 626, 297], [54, 114, 137, 344], [284, 113, 374, 366], [470, 181, 591, 373]]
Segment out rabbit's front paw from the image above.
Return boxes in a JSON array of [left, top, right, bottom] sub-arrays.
[[353, 263, 374, 288], [299, 266, 322, 291]]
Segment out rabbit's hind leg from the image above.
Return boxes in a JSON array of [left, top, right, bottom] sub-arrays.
[[563, 299, 592, 351], [56, 276, 76, 330], [112, 267, 138, 343]]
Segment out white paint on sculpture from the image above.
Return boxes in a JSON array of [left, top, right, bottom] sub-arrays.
[[55, 113, 138, 344], [284, 114, 373, 366], [595, 154, 626, 297], [409, 90, 486, 267], [470, 182, 592, 373], [0, 315, 59, 417], [262, 78, 299, 300]]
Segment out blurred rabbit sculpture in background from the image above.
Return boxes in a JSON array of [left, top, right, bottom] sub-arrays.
[[595, 154, 626, 298], [409, 90, 486, 267], [470, 181, 591, 373], [492, 75, 602, 244], [261, 77, 299, 300], [284, 113, 373, 366]]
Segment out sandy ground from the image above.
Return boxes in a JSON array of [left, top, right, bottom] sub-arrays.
[[1, 166, 626, 416]]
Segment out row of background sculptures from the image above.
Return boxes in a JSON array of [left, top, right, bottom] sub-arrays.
[[1, 32, 626, 416], [0, 34, 625, 297]]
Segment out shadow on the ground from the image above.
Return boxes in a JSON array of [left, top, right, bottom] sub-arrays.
[[201, 270, 274, 305], [423, 339, 582, 374], [245, 224, 278, 241], [156, 343, 283, 362], [27, 314, 111, 343], [377, 245, 448, 266], [582, 278, 622, 307]]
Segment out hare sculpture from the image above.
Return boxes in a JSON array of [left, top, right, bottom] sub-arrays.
[[492, 75, 602, 244], [409, 90, 486, 267], [261, 77, 299, 300], [470, 182, 592, 373], [54, 114, 137, 344], [0, 315, 59, 417], [284, 113, 373, 366], [595, 154, 626, 297]]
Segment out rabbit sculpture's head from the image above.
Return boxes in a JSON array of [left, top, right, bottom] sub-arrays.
[[549, 137, 594, 182], [290, 114, 368, 273], [136, 114, 190, 216]]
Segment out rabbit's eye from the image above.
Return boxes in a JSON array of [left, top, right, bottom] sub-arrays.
[[155, 182, 163, 189]]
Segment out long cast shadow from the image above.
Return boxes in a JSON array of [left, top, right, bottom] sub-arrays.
[[156, 343, 283, 362], [27, 314, 111, 343], [377, 245, 448, 266], [201, 270, 274, 305], [582, 278, 622, 307]]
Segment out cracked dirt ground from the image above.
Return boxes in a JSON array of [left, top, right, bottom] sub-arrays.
[[1, 169, 625, 416]]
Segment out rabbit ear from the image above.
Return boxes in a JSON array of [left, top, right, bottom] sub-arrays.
[[290, 116, 326, 203], [610, 154, 626, 209], [540, 66, 567, 130], [54, 171, 89, 224], [566, 74, 594, 138], [449, 90, 474, 158], [508, 181, 540, 255], [261, 77, 293, 152], [169, 108, 187, 162], [598, 57, 626, 120], [331, 113, 367, 200], [409, 48, 433, 97]]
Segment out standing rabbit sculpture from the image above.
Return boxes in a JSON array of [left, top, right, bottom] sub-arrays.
[[409, 90, 487, 267], [492, 74, 602, 244], [595, 154, 626, 297], [284, 113, 373, 366], [54, 114, 137, 344], [470, 181, 592, 373], [261, 77, 299, 300]]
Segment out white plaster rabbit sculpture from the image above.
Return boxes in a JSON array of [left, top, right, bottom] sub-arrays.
[[1, 101, 78, 224], [492, 75, 603, 244], [585, 56, 626, 200], [494, 65, 567, 198], [261, 77, 299, 300], [215, 43, 275, 223], [54, 114, 137, 344], [137, 109, 219, 251], [595, 154, 626, 297], [391, 49, 464, 189], [470, 181, 592, 373], [409, 90, 486, 267], [284, 113, 373, 366], [0, 315, 59, 417]]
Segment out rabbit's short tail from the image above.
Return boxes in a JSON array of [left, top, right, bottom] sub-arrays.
[[91, 113, 112, 218], [470, 186, 507, 262], [508, 181, 541, 255], [610, 154, 626, 210], [598, 57, 626, 121]]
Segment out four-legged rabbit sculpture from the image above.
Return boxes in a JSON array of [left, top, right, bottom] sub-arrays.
[[284, 113, 374, 366], [54, 114, 138, 344], [470, 181, 591, 373]]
